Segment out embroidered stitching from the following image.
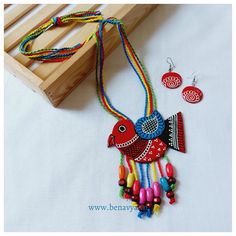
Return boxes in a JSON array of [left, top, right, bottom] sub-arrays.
[[116, 134, 139, 148], [134, 140, 152, 161]]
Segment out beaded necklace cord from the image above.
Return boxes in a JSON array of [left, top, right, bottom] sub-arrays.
[[20, 11, 103, 62], [20, 10, 156, 119], [20, 10, 186, 218]]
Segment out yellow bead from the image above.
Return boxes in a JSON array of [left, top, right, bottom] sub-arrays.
[[127, 173, 135, 187], [131, 201, 138, 207], [153, 204, 160, 213]]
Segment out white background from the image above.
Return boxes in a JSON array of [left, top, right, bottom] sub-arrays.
[[4, 4, 232, 232]]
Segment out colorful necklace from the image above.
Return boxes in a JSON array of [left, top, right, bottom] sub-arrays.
[[20, 11, 186, 218]]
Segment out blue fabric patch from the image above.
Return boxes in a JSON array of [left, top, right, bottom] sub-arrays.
[[135, 110, 165, 140]]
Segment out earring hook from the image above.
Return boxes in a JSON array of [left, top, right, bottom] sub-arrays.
[[190, 72, 198, 86], [166, 57, 175, 72], [192, 76, 197, 86]]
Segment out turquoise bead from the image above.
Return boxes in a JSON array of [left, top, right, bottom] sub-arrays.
[[160, 177, 170, 192]]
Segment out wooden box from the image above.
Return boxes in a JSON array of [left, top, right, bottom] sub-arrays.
[[4, 4, 157, 107]]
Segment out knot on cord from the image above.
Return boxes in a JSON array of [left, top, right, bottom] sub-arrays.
[[52, 16, 63, 26]]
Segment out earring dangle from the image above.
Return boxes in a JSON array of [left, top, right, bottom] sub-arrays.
[[182, 75, 203, 103], [161, 57, 183, 89]]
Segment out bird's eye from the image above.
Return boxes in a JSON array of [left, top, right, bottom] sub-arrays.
[[118, 125, 126, 133]]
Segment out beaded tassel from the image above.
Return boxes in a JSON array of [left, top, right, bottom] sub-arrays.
[[116, 135, 177, 217], [153, 182, 162, 213], [151, 162, 162, 214], [131, 179, 140, 207], [157, 157, 176, 205], [118, 154, 126, 198], [164, 156, 177, 204]]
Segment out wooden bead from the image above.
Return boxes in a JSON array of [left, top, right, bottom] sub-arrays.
[[118, 178, 126, 186], [170, 184, 175, 191], [127, 173, 135, 188], [153, 197, 161, 205], [166, 163, 174, 177], [168, 177, 176, 185], [146, 202, 154, 209], [166, 191, 174, 198], [146, 188, 154, 202], [124, 193, 131, 199], [152, 182, 161, 197], [124, 187, 132, 195], [131, 201, 138, 207], [169, 197, 176, 204], [131, 194, 139, 202], [139, 188, 146, 204], [132, 180, 140, 195], [119, 165, 126, 179], [153, 204, 160, 213], [160, 177, 171, 192]]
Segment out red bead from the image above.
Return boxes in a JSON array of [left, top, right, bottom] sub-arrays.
[[169, 198, 176, 204], [124, 193, 131, 199], [166, 163, 174, 177], [168, 177, 176, 185], [118, 179, 126, 186], [166, 191, 174, 198], [124, 187, 132, 195], [132, 180, 140, 195], [153, 197, 161, 205], [131, 195, 139, 202], [146, 202, 154, 209]]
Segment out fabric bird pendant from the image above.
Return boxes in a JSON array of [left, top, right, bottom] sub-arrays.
[[95, 20, 186, 218], [18, 11, 186, 218]]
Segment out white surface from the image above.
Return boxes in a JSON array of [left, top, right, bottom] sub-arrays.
[[4, 4, 232, 232]]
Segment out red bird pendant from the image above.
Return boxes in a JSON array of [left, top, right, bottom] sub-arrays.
[[108, 111, 185, 163]]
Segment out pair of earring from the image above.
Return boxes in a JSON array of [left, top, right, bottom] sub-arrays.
[[161, 57, 203, 104]]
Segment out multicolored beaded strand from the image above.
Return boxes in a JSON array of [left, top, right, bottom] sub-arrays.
[[20, 11, 103, 62]]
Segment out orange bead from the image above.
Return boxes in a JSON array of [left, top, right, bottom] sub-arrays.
[[119, 165, 126, 179]]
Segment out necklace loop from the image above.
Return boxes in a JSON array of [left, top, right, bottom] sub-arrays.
[[19, 10, 157, 120]]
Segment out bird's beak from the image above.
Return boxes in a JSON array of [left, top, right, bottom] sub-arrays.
[[108, 134, 115, 147]]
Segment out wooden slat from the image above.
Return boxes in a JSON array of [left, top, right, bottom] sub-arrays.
[[4, 4, 67, 52], [4, 4, 38, 30], [33, 4, 125, 80], [4, 52, 43, 94], [5, 4, 157, 107], [4, 4, 11, 9], [40, 4, 157, 106], [14, 4, 100, 67]]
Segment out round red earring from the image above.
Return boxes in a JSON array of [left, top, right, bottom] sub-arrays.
[[182, 76, 203, 104], [161, 57, 182, 89]]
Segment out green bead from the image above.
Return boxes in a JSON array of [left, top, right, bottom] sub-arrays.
[[171, 184, 175, 191]]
